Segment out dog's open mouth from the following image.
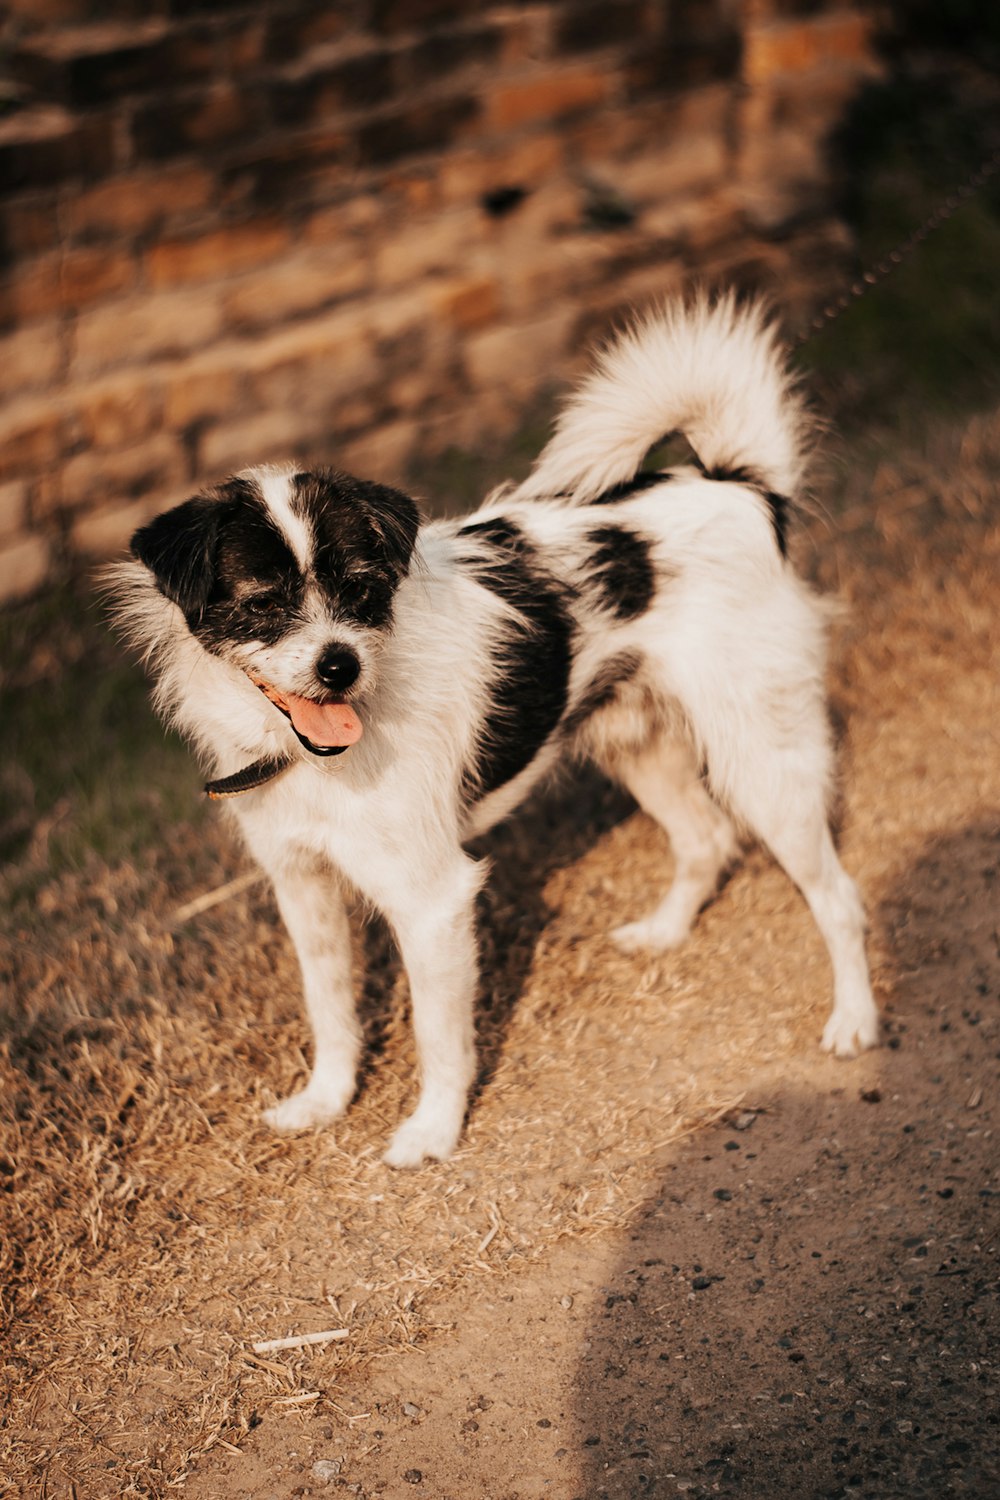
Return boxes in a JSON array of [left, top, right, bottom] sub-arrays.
[[250, 675, 363, 757]]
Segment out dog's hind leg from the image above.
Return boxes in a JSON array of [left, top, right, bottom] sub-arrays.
[[381, 852, 485, 1168], [262, 863, 362, 1132], [704, 709, 879, 1057], [609, 737, 739, 953]]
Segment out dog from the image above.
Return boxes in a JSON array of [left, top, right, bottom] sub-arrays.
[[109, 293, 879, 1167]]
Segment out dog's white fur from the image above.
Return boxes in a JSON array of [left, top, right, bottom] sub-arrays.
[[112, 295, 878, 1167]]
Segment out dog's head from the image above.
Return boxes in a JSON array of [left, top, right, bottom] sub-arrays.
[[130, 466, 420, 755]]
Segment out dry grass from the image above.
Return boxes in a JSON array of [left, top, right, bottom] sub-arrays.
[[2, 406, 999, 1497]]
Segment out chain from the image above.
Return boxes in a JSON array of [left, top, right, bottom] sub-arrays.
[[792, 144, 1000, 349]]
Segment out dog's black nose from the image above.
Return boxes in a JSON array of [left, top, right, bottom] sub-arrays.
[[316, 646, 360, 694]]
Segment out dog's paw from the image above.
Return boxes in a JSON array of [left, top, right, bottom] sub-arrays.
[[383, 1110, 462, 1170], [612, 915, 689, 954], [263, 1082, 352, 1133], [821, 1005, 880, 1058]]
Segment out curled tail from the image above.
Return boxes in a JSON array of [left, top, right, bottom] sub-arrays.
[[514, 292, 810, 505]]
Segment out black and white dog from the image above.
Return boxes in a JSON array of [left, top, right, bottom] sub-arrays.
[[111, 295, 879, 1167]]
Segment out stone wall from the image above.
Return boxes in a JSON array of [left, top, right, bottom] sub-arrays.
[[0, 0, 877, 602]]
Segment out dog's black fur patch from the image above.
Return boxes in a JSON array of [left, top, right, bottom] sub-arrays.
[[458, 515, 575, 800], [561, 650, 644, 739], [291, 469, 420, 628], [131, 476, 303, 642], [589, 470, 672, 506], [583, 524, 655, 621]]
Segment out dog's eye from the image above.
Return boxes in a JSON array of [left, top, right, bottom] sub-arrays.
[[245, 594, 282, 615]]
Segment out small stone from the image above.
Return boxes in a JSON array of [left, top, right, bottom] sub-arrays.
[[461, 1419, 479, 1433], [403, 1469, 423, 1485], [732, 1110, 758, 1131], [561, 1295, 574, 1310], [402, 1402, 421, 1419], [713, 1188, 733, 1201], [860, 1088, 882, 1103], [692, 1275, 712, 1291], [537, 1418, 552, 1428], [312, 1458, 343, 1483]]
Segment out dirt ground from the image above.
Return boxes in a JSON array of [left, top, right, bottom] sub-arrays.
[[2, 403, 999, 1498]]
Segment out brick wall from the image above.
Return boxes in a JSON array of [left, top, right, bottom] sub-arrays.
[[0, 0, 877, 602]]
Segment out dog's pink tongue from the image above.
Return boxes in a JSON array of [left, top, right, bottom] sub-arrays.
[[286, 693, 363, 748]]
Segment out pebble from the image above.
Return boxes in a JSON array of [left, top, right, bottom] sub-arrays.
[[403, 1469, 423, 1485], [312, 1458, 343, 1483], [402, 1401, 421, 1419], [561, 1294, 574, 1310], [692, 1275, 712, 1291]]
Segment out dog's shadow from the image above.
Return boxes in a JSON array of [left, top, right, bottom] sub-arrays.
[[355, 767, 635, 1099]]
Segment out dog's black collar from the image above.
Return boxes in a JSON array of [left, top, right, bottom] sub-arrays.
[[205, 754, 294, 800]]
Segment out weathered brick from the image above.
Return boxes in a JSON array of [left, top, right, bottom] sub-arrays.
[[2, 196, 61, 258], [464, 309, 576, 393], [222, 251, 368, 333], [0, 399, 65, 481], [147, 220, 291, 289], [433, 274, 501, 331], [0, 255, 62, 331], [555, 0, 648, 54], [375, 208, 481, 288], [358, 94, 479, 166], [339, 418, 419, 486], [226, 131, 351, 213], [70, 372, 163, 450], [0, 481, 29, 539], [59, 433, 187, 514], [60, 246, 136, 311], [270, 50, 394, 128], [64, 166, 215, 241], [242, 306, 378, 410], [486, 65, 610, 132], [0, 323, 64, 399], [71, 494, 167, 557], [199, 408, 319, 475], [10, 21, 184, 108], [0, 533, 50, 603], [744, 10, 872, 83], [132, 84, 260, 160], [397, 23, 503, 88], [266, 6, 352, 61], [0, 106, 115, 192], [371, 0, 481, 35], [437, 133, 564, 205], [73, 290, 223, 374], [163, 354, 242, 430]]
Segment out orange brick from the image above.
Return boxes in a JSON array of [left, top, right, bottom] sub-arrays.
[[73, 290, 223, 374], [0, 532, 50, 602], [375, 209, 482, 288], [59, 432, 187, 513], [164, 355, 241, 430], [241, 306, 378, 407], [434, 275, 501, 331], [486, 65, 609, 132], [0, 398, 65, 480], [464, 309, 575, 393], [147, 220, 292, 290], [65, 166, 214, 241], [60, 246, 136, 311], [745, 11, 873, 85], [0, 255, 61, 330], [70, 372, 162, 450], [222, 251, 368, 333]]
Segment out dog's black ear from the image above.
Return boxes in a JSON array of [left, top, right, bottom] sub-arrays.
[[130, 497, 222, 617], [362, 481, 420, 577]]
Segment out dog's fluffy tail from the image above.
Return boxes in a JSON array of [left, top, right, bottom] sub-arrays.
[[514, 292, 810, 505]]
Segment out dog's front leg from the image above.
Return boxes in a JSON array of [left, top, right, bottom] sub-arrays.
[[381, 853, 485, 1169], [262, 861, 361, 1133]]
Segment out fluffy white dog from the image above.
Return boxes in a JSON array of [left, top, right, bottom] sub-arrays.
[[110, 294, 879, 1167]]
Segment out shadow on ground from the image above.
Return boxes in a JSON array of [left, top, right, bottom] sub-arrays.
[[575, 819, 1000, 1499]]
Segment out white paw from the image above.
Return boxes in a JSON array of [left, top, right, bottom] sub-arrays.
[[612, 915, 689, 954], [821, 1005, 880, 1058], [263, 1080, 353, 1133], [382, 1108, 462, 1169]]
